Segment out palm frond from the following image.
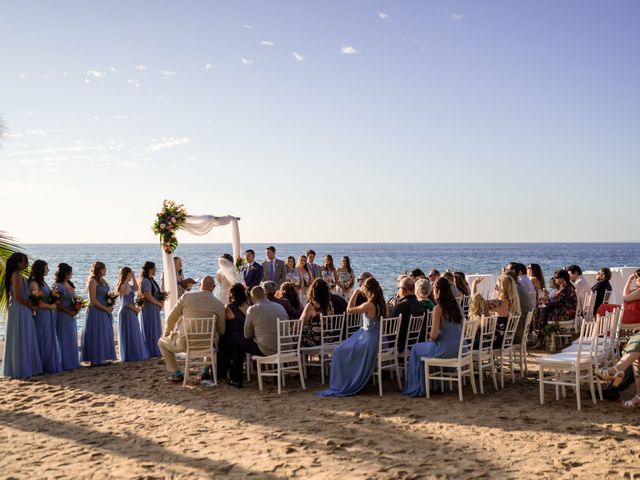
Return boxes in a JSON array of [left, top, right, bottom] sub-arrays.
[[0, 231, 25, 310]]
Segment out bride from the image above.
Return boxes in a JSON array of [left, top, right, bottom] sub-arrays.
[[215, 254, 245, 303]]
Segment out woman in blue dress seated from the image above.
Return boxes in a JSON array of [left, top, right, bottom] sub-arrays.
[[2, 252, 43, 379], [318, 276, 387, 397], [403, 277, 463, 397]]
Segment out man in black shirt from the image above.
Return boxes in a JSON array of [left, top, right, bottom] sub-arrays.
[[391, 277, 425, 353]]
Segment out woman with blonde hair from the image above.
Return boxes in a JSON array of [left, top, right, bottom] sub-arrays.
[[82, 261, 117, 365], [472, 274, 520, 348], [116, 267, 148, 362], [468, 293, 490, 320]]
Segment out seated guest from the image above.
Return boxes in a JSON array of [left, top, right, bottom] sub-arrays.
[[453, 272, 471, 297], [331, 291, 348, 315], [443, 272, 461, 300], [527, 263, 546, 304], [415, 278, 435, 312], [318, 277, 387, 397], [622, 270, 640, 325], [354, 272, 373, 306], [597, 331, 640, 408], [158, 276, 226, 383], [262, 281, 297, 319], [534, 269, 577, 348], [392, 277, 426, 351], [228, 286, 288, 388], [468, 293, 490, 320], [409, 269, 426, 281], [472, 275, 521, 349], [402, 277, 463, 397], [507, 262, 535, 296], [218, 283, 249, 380], [591, 267, 613, 315], [387, 273, 408, 310], [505, 270, 534, 344], [567, 265, 591, 305], [240, 249, 263, 290], [300, 279, 334, 348], [428, 269, 440, 285], [277, 281, 303, 317]]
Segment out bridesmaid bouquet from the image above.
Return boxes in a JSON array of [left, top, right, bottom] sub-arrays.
[[73, 296, 89, 311], [28, 291, 45, 307], [105, 291, 119, 307], [134, 295, 145, 309], [157, 290, 168, 302], [48, 287, 61, 305]]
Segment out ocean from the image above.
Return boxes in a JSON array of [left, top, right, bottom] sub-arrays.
[[1, 242, 639, 333]]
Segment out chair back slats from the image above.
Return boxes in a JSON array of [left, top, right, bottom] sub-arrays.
[[320, 313, 345, 346], [379, 316, 401, 355], [404, 314, 425, 353], [345, 313, 362, 339], [500, 315, 520, 351], [424, 310, 434, 340], [278, 318, 303, 355], [475, 314, 497, 355], [183, 316, 216, 353], [459, 319, 479, 361]]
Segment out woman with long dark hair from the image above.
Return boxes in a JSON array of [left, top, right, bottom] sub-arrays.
[[318, 276, 387, 397], [403, 277, 463, 397], [336, 256, 355, 299], [300, 278, 334, 348], [534, 269, 577, 348], [28, 260, 62, 373], [54, 263, 81, 370], [218, 283, 249, 380], [138, 261, 163, 357], [81, 261, 117, 365], [277, 282, 303, 317], [116, 267, 148, 362], [321, 255, 338, 290], [1, 252, 43, 378]]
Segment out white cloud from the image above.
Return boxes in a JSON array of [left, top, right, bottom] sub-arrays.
[[241, 58, 254, 65], [127, 79, 141, 88], [113, 115, 130, 120], [447, 13, 463, 21], [242, 24, 252, 29], [149, 137, 191, 152], [340, 46, 359, 55], [61, 71, 69, 77], [378, 12, 389, 19], [259, 40, 275, 47], [292, 52, 304, 62], [136, 64, 148, 71], [19, 73, 26, 78], [7, 129, 60, 139], [159, 70, 176, 78], [205, 63, 214, 70], [87, 70, 104, 78], [0, 181, 76, 198]]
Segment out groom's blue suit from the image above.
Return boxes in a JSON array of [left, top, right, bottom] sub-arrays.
[[241, 262, 264, 290]]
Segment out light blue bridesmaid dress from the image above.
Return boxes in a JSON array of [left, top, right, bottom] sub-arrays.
[[81, 283, 116, 364], [2, 277, 43, 378], [402, 317, 462, 397], [317, 306, 380, 397], [139, 277, 162, 357], [118, 286, 149, 362], [55, 282, 81, 370], [32, 283, 62, 373]]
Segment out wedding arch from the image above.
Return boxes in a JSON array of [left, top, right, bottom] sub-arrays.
[[152, 200, 241, 312]]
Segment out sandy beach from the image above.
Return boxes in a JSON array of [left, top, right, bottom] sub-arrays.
[[1, 355, 639, 479]]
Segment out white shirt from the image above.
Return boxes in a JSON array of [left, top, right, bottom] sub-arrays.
[[573, 275, 591, 301], [518, 275, 535, 295]]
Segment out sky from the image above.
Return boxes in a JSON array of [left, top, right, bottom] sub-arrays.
[[1, 1, 639, 244]]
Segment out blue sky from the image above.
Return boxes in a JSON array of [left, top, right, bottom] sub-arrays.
[[1, 1, 639, 243]]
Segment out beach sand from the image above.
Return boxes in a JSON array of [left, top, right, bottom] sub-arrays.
[[1, 356, 639, 479]]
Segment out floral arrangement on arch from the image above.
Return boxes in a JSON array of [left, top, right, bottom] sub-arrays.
[[152, 200, 188, 254]]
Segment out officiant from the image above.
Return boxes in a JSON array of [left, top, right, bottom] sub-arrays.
[[161, 256, 196, 299]]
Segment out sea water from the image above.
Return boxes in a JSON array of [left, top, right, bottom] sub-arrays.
[[1, 242, 639, 333]]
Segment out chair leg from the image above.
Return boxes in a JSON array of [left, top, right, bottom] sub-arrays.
[[320, 353, 325, 384], [469, 364, 477, 395], [424, 362, 431, 399], [183, 357, 189, 386], [575, 368, 581, 410], [378, 364, 383, 397], [257, 362, 264, 391], [588, 366, 597, 405], [211, 354, 218, 386], [510, 351, 516, 384], [500, 356, 505, 389], [491, 361, 498, 391], [395, 362, 403, 390], [457, 369, 463, 401], [478, 361, 484, 394], [299, 359, 306, 390], [538, 367, 544, 405]]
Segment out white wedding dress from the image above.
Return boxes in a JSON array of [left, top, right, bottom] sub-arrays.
[[215, 257, 245, 303]]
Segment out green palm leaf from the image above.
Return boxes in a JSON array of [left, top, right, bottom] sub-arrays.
[[0, 231, 25, 310]]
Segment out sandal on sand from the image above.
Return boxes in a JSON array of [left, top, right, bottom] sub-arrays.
[[622, 395, 640, 409], [596, 366, 624, 386]]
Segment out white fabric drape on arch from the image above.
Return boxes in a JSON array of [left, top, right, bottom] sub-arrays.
[[161, 215, 241, 312]]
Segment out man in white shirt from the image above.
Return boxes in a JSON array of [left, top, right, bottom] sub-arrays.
[[507, 262, 535, 295], [568, 265, 591, 304]]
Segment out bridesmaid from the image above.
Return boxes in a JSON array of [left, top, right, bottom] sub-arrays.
[[321, 255, 338, 290], [116, 267, 149, 362], [54, 263, 81, 370], [138, 261, 163, 357], [1, 252, 43, 378], [296, 255, 312, 304], [81, 261, 117, 365], [336, 256, 355, 299], [28, 260, 62, 374]]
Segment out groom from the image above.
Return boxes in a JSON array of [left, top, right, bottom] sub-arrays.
[[241, 249, 263, 290], [261, 246, 286, 287]]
